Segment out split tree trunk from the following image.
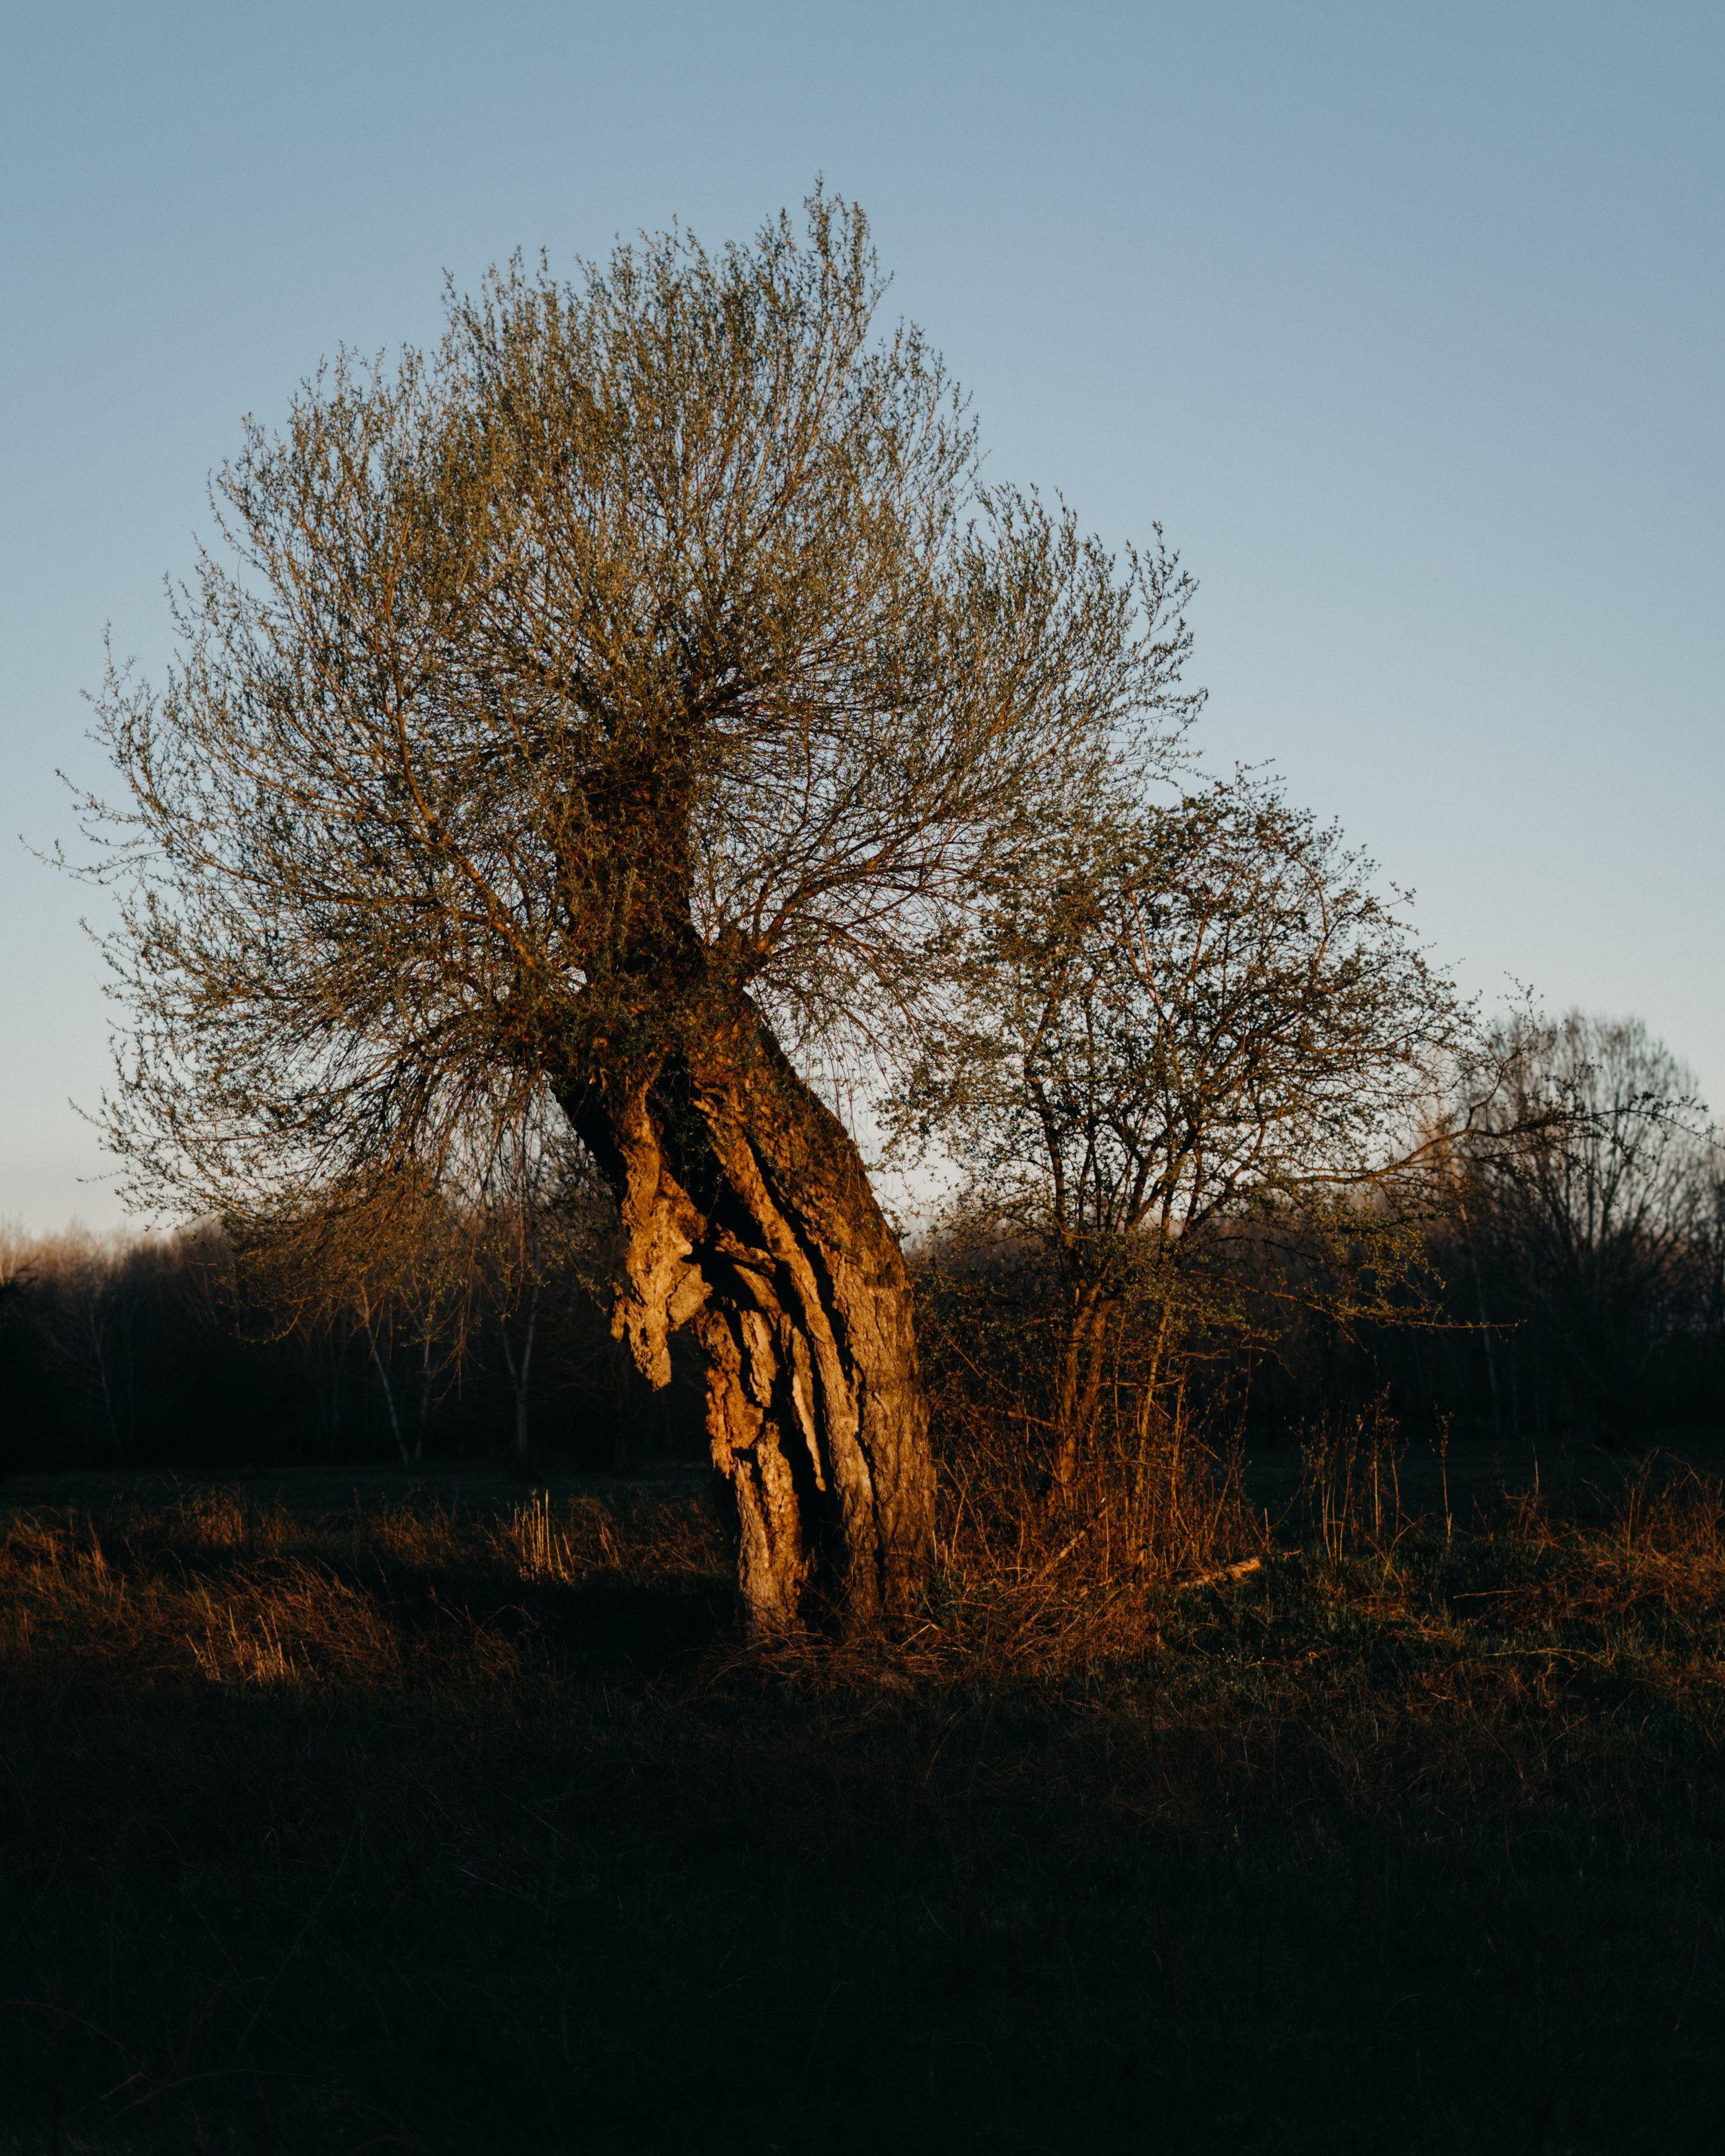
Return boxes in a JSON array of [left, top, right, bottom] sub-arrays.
[[559, 1002, 935, 1637]]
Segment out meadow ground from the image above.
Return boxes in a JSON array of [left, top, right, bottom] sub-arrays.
[[2, 1436, 1724, 2154]]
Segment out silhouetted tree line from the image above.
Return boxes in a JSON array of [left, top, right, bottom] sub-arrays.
[[1324, 1012, 1725, 1441], [5, 1011, 1717, 1477], [0, 1205, 705, 1475], [914, 1009, 1725, 1467]]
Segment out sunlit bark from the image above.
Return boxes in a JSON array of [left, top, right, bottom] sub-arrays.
[[564, 1009, 931, 1631]]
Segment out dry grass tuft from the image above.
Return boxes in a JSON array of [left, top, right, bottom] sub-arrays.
[[0, 1482, 727, 1703]]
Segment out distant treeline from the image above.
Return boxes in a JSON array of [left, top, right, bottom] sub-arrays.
[[917, 1009, 1725, 1462], [4, 1011, 1723, 1475], [1290, 1012, 1725, 1439], [0, 1220, 704, 1474]]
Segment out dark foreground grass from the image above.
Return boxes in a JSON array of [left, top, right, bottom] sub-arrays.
[[2, 1455, 1724, 2153]]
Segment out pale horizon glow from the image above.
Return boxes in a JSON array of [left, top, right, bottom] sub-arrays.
[[3, 1, 1720, 1233]]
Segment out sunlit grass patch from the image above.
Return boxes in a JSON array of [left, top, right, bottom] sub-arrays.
[[0, 1481, 728, 1703]]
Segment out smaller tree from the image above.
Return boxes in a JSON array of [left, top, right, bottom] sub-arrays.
[[907, 770, 1462, 1483], [470, 1127, 615, 1463], [242, 1115, 620, 1465], [239, 1169, 472, 1466], [1448, 1011, 1718, 1430]]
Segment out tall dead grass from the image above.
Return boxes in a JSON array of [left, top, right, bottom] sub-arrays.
[[920, 1396, 1268, 1674], [0, 1483, 728, 1700], [2, 1434, 1724, 1705]]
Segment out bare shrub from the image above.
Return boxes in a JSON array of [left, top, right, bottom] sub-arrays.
[[1297, 1395, 1410, 1563], [1609, 1456, 1725, 1561]]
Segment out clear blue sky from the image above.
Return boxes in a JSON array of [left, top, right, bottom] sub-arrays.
[[3, 0, 1720, 1231]]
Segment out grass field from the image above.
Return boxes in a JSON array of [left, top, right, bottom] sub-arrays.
[[3, 1438, 1724, 2153]]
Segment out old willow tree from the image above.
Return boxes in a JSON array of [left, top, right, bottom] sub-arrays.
[[80, 194, 1198, 1633]]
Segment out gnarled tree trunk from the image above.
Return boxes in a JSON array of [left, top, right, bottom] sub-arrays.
[[559, 1004, 934, 1637]]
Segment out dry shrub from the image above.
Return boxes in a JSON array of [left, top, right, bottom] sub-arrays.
[[172, 1485, 292, 1552], [1609, 1454, 1725, 1559], [0, 1483, 732, 1702], [1297, 1395, 1412, 1562], [927, 1395, 1263, 1673], [0, 1510, 404, 1695], [7, 1447, 1724, 1708], [495, 1489, 727, 1584], [498, 1490, 619, 1581], [362, 1496, 473, 1570]]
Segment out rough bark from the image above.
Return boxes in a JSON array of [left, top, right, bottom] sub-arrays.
[[559, 1005, 935, 1637]]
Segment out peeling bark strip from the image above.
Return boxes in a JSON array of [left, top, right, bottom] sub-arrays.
[[562, 1009, 934, 1636]]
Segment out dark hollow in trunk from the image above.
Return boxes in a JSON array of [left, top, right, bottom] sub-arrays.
[[559, 1005, 934, 1637]]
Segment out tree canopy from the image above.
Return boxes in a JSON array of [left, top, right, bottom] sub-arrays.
[[85, 194, 1196, 1218]]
